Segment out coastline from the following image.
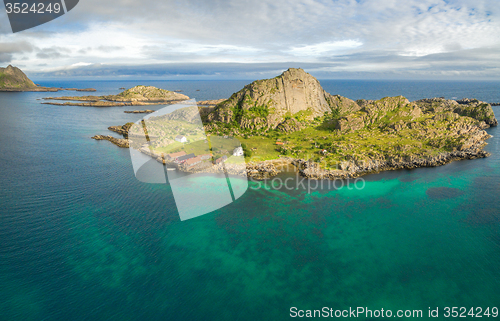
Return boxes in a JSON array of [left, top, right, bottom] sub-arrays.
[[122, 140, 491, 181], [86, 72, 498, 182]]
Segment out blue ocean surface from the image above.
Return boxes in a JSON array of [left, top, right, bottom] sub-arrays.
[[0, 79, 499, 320]]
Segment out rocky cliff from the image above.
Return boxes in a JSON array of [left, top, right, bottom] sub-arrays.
[[207, 68, 359, 132], [0, 65, 37, 89]]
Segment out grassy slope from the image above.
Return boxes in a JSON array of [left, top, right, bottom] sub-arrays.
[[206, 106, 485, 168]]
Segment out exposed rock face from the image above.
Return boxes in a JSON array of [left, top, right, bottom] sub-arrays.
[[197, 99, 226, 107], [277, 118, 302, 132], [0, 65, 36, 89], [415, 97, 498, 127], [207, 68, 359, 130], [336, 96, 423, 133]]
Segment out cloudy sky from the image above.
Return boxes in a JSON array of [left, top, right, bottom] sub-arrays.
[[0, 0, 499, 79]]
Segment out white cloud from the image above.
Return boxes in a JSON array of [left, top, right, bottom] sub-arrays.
[[286, 40, 363, 57], [0, 0, 499, 78]]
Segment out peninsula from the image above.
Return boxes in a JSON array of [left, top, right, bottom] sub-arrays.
[[0, 65, 95, 92], [94, 68, 498, 180]]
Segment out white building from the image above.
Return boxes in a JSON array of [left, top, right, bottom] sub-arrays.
[[233, 146, 244, 156], [175, 135, 187, 143]]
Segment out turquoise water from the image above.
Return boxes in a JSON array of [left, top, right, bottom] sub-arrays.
[[0, 80, 500, 320]]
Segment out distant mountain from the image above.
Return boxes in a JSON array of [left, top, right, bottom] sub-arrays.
[[0, 65, 37, 89], [0, 65, 96, 92]]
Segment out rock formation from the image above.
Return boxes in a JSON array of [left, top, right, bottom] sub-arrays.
[[108, 122, 135, 138], [416, 97, 498, 127], [91, 135, 129, 148], [103, 85, 188, 102], [207, 68, 359, 131]]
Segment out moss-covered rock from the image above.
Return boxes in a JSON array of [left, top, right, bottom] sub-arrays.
[[415, 97, 498, 126], [276, 118, 302, 132]]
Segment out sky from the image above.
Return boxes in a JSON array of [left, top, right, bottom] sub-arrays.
[[0, 0, 499, 79]]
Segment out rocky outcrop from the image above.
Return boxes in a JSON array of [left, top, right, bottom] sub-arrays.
[[197, 99, 226, 107], [292, 139, 490, 180], [91, 135, 129, 148], [103, 85, 189, 102], [207, 68, 358, 130], [245, 161, 281, 179], [415, 97, 498, 127], [336, 96, 423, 133], [277, 118, 302, 132], [182, 158, 285, 179], [108, 122, 135, 138]]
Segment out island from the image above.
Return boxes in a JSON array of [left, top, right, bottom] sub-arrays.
[[93, 68, 498, 180], [42, 85, 190, 107], [0, 65, 95, 92]]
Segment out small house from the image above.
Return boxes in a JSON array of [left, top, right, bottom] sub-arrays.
[[175, 135, 187, 143], [184, 156, 203, 167], [233, 147, 244, 156], [276, 142, 284, 145]]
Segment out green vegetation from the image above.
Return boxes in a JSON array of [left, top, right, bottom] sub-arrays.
[[204, 98, 495, 169], [124, 70, 496, 173], [0, 65, 36, 89], [236, 137, 280, 161]]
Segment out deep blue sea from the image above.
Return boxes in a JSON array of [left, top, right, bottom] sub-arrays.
[[1, 79, 500, 320]]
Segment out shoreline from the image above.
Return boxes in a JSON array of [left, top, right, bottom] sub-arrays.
[[127, 143, 490, 181]]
